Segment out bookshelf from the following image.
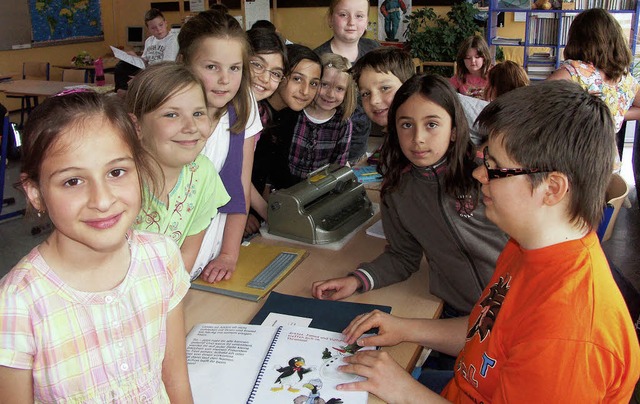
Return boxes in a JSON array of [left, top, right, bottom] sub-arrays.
[[487, 0, 640, 79]]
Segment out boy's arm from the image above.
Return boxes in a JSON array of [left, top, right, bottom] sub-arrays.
[[0, 366, 33, 403], [343, 310, 468, 356], [162, 302, 193, 404]]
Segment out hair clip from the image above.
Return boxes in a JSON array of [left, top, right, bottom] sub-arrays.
[[54, 87, 94, 97]]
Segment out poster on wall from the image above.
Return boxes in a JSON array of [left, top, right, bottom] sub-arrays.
[[244, 0, 270, 30], [29, 0, 103, 45], [378, 0, 411, 42]]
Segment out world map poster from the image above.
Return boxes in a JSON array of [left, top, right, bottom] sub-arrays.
[[29, 0, 103, 44]]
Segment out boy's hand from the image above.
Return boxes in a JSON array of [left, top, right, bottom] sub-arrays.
[[200, 253, 237, 283], [312, 276, 361, 300], [342, 310, 408, 347], [337, 350, 429, 403]]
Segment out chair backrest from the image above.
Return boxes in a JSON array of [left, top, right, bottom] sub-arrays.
[[413, 58, 457, 76], [22, 61, 50, 81], [61, 68, 88, 83]]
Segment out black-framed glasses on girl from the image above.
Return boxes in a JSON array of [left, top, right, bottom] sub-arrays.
[[249, 60, 285, 83], [482, 146, 551, 179]]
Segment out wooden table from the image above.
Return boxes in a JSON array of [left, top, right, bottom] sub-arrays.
[[0, 79, 86, 97], [183, 190, 443, 403], [0, 73, 18, 82]]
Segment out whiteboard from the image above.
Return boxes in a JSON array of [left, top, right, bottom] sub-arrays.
[[0, 0, 32, 50]]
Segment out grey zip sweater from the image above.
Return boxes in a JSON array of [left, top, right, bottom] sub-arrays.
[[353, 161, 509, 314]]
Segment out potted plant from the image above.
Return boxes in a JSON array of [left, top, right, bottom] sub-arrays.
[[403, 2, 482, 76]]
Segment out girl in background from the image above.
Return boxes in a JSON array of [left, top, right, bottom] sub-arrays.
[[0, 91, 192, 402], [289, 53, 357, 181], [246, 44, 322, 236], [315, 0, 379, 63], [315, 0, 381, 164], [450, 34, 492, 99], [313, 75, 507, 319], [178, 10, 262, 283], [485, 60, 529, 101], [547, 8, 640, 160], [126, 62, 230, 273]]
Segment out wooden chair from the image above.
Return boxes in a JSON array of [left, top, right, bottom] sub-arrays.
[[413, 58, 457, 76], [61, 68, 89, 83], [7, 61, 50, 129]]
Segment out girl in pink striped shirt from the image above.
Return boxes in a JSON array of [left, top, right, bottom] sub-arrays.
[[0, 91, 193, 403]]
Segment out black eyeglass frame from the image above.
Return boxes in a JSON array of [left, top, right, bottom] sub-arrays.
[[249, 60, 285, 83], [482, 146, 552, 179]]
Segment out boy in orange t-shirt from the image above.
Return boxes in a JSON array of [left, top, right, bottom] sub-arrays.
[[335, 80, 640, 403]]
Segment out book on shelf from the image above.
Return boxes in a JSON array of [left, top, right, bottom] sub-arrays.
[[190, 242, 308, 301], [492, 36, 523, 45], [186, 323, 374, 403], [528, 72, 554, 80], [497, 0, 531, 9], [526, 65, 555, 72], [250, 291, 392, 332]]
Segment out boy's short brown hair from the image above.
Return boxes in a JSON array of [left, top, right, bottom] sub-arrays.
[[349, 47, 414, 88], [476, 80, 614, 230], [144, 8, 165, 25]]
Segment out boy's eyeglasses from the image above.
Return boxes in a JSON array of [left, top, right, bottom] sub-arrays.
[[483, 146, 551, 179], [249, 60, 285, 83]]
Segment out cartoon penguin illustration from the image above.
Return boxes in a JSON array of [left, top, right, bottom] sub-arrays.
[[293, 379, 343, 404], [271, 357, 313, 392]]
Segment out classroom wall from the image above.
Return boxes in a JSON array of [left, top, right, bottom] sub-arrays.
[[0, 1, 508, 110], [495, 13, 526, 64]]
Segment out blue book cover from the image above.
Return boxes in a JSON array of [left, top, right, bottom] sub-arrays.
[[352, 165, 382, 184], [250, 292, 391, 333]]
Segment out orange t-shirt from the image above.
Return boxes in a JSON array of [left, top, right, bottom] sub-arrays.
[[442, 232, 640, 403]]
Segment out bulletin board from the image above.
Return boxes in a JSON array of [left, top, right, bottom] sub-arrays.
[[0, 0, 32, 50], [0, 0, 104, 51]]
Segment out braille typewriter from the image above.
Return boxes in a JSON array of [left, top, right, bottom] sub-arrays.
[[267, 164, 374, 244]]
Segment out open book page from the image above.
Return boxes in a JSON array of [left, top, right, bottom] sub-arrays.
[[249, 326, 371, 404], [186, 324, 277, 402], [186, 323, 372, 403], [110, 46, 145, 69]]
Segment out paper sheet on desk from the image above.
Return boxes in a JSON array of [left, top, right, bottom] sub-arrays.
[[110, 46, 145, 69]]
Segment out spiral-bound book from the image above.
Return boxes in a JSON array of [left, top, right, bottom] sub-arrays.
[[186, 323, 371, 403]]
